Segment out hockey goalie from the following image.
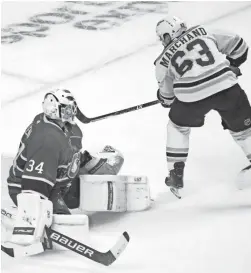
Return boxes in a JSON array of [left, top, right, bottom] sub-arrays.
[[2, 89, 149, 257]]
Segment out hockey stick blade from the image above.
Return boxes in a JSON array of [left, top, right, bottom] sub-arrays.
[[1, 208, 129, 266], [46, 227, 130, 266], [76, 100, 160, 124]]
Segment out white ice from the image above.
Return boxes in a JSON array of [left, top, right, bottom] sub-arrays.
[[1, 2, 251, 273]]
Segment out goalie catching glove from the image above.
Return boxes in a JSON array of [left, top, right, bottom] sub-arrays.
[[157, 89, 175, 108]]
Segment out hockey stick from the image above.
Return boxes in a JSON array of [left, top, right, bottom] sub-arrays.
[[1, 208, 129, 266], [76, 99, 160, 123]]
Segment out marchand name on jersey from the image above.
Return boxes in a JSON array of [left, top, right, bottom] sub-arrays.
[[160, 27, 207, 68]]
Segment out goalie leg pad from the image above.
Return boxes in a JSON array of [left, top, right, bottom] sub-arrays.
[[51, 214, 89, 251], [79, 175, 150, 212], [11, 192, 53, 246]]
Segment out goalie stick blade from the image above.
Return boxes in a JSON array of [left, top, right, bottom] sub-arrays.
[[123, 231, 130, 242], [2, 209, 130, 266], [46, 228, 129, 266], [108, 231, 130, 264], [91, 231, 130, 266]]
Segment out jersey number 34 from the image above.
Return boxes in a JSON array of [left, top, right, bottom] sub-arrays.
[[26, 160, 44, 174]]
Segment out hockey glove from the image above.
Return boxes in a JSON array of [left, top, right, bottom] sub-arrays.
[[157, 89, 175, 108], [229, 65, 242, 77]]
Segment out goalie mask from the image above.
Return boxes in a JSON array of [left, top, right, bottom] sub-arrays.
[[42, 89, 78, 124], [156, 15, 187, 46]]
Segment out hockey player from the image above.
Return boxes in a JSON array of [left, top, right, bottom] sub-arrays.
[[154, 15, 251, 198], [6, 89, 124, 246]]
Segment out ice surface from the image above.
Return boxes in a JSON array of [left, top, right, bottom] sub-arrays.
[[1, 2, 251, 273]]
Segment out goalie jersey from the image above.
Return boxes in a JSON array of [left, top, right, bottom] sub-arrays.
[[7, 113, 82, 200], [155, 25, 249, 102]]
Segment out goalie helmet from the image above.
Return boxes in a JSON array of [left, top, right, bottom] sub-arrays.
[[42, 89, 78, 124], [156, 15, 187, 46]]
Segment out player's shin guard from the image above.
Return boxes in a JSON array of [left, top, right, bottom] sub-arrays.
[[165, 121, 189, 196], [230, 127, 251, 162], [230, 128, 251, 189], [166, 120, 190, 172]]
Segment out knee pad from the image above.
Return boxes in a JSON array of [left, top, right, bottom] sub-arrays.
[[11, 192, 53, 246]]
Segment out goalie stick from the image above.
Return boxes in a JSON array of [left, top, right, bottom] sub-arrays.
[[1, 208, 129, 266], [76, 100, 160, 123]]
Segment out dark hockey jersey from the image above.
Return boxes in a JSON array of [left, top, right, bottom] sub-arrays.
[[7, 113, 83, 199]]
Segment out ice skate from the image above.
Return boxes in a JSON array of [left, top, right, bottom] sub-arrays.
[[235, 164, 251, 190], [165, 162, 185, 199]]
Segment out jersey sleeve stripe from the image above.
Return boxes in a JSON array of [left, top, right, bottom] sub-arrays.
[[22, 175, 55, 187], [225, 35, 242, 54], [7, 182, 22, 188], [16, 156, 26, 170], [56, 177, 70, 182], [231, 38, 243, 53], [231, 43, 248, 59], [58, 164, 70, 168], [16, 166, 24, 173], [20, 154, 27, 161]]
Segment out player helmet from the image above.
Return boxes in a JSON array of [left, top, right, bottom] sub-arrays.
[[42, 89, 78, 124], [156, 15, 187, 46]]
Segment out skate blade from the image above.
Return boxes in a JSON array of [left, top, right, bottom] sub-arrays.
[[170, 187, 181, 199]]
